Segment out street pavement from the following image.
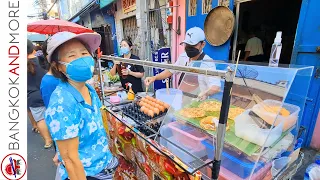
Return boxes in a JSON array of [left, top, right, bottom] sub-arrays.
[[27, 119, 56, 180]]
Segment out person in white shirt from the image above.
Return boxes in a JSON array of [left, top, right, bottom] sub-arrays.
[[145, 27, 221, 100], [244, 30, 264, 62]]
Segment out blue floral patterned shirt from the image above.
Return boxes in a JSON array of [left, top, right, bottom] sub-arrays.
[[45, 82, 113, 180]]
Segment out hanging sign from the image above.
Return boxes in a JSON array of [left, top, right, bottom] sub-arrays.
[[122, 0, 136, 13], [152, 47, 171, 90]]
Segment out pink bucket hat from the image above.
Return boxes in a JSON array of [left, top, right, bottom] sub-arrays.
[[46, 31, 101, 63]]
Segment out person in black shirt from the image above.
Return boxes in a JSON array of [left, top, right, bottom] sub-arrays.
[[110, 39, 144, 93], [27, 39, 53, 149]]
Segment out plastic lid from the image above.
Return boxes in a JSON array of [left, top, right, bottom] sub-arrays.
[[274, 31, 282, 43]]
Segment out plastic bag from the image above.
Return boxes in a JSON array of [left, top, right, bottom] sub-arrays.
[[308, 166, 320, 180]]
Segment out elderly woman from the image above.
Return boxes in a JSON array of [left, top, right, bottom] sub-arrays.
[[45, 32, 117, 180]]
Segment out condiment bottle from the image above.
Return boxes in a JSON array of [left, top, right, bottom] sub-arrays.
[[116, 63, 122, 77], [121, 63, 128, 79], [127, 83, 135, 100]]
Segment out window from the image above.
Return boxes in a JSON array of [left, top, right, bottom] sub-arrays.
[[188, 0, 197, 16], [122, 16, 139, 55], [202, 0, 212, 14], [219, 0, 230, 7]]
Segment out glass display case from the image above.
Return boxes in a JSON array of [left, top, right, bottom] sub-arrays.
[[100, 56, 313, 180], [157, 61, 313, 179]]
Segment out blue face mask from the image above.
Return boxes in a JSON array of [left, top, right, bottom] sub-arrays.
[[59, 56, 95, 82], [120, 47, 130, 55]]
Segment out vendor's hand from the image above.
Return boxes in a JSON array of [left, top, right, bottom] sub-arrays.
[[144, 76, 156, 86], [198, 91, 208, 101], [53, 153, 60, 166], [121, 69, 130, 76]]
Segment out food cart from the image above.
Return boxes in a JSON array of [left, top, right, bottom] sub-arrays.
[[97, 55, 313, 180]]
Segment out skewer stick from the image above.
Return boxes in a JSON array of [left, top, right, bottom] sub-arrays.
[[165, 79, 169, 94]]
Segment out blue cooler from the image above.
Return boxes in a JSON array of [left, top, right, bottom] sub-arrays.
[[202, 140, 265, 179]]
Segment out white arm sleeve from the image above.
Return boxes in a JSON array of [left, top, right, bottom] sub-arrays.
[[198, 60, 221, 91], [169, 53, 188, 74]]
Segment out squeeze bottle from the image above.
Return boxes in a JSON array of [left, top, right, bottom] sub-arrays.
[[269, 31, 282, 67], [127, 83, 135, 100]]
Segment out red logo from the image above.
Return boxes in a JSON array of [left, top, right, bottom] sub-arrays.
[[1, 154, 27, 180]]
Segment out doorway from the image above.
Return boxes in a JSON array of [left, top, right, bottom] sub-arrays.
[[231, 0, 302, 64], [93, 24, 115, 67]]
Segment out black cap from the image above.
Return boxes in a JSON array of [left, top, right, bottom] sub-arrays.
[[27, 39, 35, 55]]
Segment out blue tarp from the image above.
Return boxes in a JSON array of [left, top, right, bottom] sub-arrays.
[[27, 34, 47, 42]]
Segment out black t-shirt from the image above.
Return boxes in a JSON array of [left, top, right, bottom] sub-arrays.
[[27, 57, 47, 108], [117, 54, 144, 93]]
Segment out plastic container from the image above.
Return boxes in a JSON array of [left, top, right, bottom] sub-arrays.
[[117, 91, 127, 100], [110, 96, 121, 103], [271, 157, 291, 176], [304, 155, 320, 180], [202, 139, 265, 179], [156, 88, 183, 110], [218, 162, 272, 180], [166, 136, 206, 163], [234, 110, 283, 147], [251, 100, 300, 131], [167, 121, 208, 148]]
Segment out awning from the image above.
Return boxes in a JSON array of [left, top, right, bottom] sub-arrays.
[[100, 0, 115, 9], [68, 0, 98, 22], [71, 16, 81, 23], [27, 34, 47, 42]]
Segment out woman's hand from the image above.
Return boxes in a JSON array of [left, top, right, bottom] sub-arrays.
[[198, 91, 208, 101], [144, 76, 156, 86], [121, 68, 130, 76], [56, 137, 87, 180]]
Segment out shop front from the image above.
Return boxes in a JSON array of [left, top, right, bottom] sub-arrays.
[[90, 6, 118, 58]]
